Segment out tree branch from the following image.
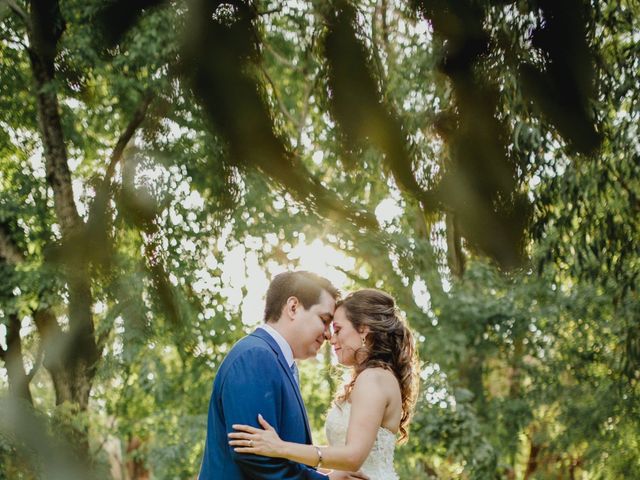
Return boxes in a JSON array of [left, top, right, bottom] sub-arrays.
[[96, 323, 112, 357], [4, 0, 31, 29], [259, 64, 298, 126], [28, 4, 101, 392], [86, 92, 154, 272], [371, 0, 390, 95], [257, 6, 282, 16], [184, 0, 378, 230], [2, 313, 34, 404], [26, 0, 87, 238], [90, 414, 118, 458], [32, 309, 63, 341], [26, 341, 45, 382], [0, 222, 66, 376], [96, 303, 123, 356], [264, 43, 300, 70], [446, 212, 465, 278], [102, 92, 154, 188], [0, 223, 25, 264], [294, 73, 319, 153], [32, 309, 65, 374]]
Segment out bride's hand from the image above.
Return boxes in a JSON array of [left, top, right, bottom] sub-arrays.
[[228, 414, 285, 458]]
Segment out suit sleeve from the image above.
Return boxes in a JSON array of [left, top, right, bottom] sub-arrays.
[[221, 348, 326, 480]]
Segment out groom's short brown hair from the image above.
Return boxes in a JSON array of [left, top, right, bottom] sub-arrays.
[[264, 271, 339, 323]]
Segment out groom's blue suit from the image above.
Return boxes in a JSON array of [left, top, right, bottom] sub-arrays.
[[199, 328, 326, 479]]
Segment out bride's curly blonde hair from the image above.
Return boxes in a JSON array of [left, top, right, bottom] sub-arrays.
[[334, 289, 419, 444]]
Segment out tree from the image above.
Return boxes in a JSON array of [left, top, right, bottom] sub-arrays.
[[1, 0, 637, 478]]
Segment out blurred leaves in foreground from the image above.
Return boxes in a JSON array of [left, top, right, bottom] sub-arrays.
[[1, 0, 638, 478]]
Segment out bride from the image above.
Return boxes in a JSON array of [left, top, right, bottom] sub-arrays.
[[229, 289, 419, 479]]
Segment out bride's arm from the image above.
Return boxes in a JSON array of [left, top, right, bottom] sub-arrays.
[[284, 369, 387, 471], [230, 369, 389, 472]]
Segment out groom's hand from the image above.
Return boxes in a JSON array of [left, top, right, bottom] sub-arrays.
[[327, 470, 370, 480]]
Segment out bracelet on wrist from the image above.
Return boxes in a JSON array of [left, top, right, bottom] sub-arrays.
[[314, 445, 323, 468]]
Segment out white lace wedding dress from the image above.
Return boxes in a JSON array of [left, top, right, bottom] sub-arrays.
[[325, 402, 399, 480]]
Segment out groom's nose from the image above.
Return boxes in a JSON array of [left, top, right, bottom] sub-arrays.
[[323, 326, 331, 340]]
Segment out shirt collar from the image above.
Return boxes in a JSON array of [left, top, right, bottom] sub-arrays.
[[258, 324, 295, 368]]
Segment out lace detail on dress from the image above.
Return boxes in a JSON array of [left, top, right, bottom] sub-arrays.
[[325, 402, 398, 480]]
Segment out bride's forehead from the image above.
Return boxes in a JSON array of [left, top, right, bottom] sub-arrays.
[[332, 308, 350, 324]]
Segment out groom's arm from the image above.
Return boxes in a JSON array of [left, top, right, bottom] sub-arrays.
[[221, 348, 326, 480]]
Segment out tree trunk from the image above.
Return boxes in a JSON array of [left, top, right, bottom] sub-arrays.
[[568, 455, 582, 480], [50, 361, 95, 456], [34, 308, 97, 460], [26, 0, 100, 460], [126, 436, 151, 480], [1, 314, 34, 405], [446, 213, 465, 279], [523, 440, 541, 480]]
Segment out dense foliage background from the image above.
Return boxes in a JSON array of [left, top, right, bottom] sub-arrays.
[[1, 0, 638, 478]]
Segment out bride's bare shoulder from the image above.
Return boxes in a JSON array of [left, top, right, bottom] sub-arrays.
[[353, 367, 399, 391]]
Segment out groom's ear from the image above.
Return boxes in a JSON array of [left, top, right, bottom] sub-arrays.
[[285, 296, 299, 320]]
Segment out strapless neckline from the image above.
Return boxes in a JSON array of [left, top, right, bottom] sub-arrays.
[[325, 401, 399, 480], [338, 402, 398, 436]]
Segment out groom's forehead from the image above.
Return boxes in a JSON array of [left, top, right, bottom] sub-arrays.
[[310, 301, 334, 322], [316, 289, 337, 312], [312, 300, 333, 316]]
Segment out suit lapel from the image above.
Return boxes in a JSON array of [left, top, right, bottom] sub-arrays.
[[250, 329, 313, 442]]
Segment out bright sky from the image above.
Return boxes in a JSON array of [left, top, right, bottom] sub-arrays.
[[221, 236, 357, 327]]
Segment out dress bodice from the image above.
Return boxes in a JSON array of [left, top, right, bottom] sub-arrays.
[[325, 402, 398, 480]]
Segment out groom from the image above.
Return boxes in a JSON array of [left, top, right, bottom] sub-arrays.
[[199, 271, 366, 479]]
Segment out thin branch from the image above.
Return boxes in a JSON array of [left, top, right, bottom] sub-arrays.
[[86, 92, 153, 269], [96, 328, 109, 353], [264, 43, 300, 70], [96, 322, 113, 357], [292, 30, 321, 151], [257, 6, 282, 16], [370, 0, 390, 96], [334, 265, 370, 286], [4, 0, 31, 29], [5, 34, 30, 51], [26, 341, 44, 381], [103, 92, 154, 188], [90, 365, 131, 458], [87, 91, 153, 239], [259, 64, 298, 125], [90, 414, 118, 457], [294, 74, 319, 152]]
